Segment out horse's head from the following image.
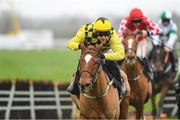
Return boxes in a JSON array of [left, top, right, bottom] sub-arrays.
[[123, 34, 138, 63], [121, 34, 144, 81], [149, 44, 167, 73], [78, 42, 104, 93]]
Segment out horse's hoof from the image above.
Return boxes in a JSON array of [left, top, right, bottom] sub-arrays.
[[160, 113, 167, 119]]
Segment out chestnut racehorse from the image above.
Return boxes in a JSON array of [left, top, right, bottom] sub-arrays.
[[120, 34, 152, 119], [70, 42, 130, 119]]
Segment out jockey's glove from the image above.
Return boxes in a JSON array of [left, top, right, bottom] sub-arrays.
[[141, 30, 147, 36], [78, 43, 81, 49], [98, 53, 105, 59]]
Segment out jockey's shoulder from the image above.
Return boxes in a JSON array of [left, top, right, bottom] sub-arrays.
[[142, 16, 151, 23]]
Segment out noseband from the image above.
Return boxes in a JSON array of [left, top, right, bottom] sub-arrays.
[[124, 39, 143, 81], [125, 48, 137, 53], [79, 50, 114, 99], [79, 50, 101, 90]]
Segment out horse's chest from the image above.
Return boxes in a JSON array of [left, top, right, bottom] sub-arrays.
[[80, 98, 119, 118], [80, 109, 116, 119]]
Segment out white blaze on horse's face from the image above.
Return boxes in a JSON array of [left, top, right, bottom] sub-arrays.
[[128, 39, 133, 52], [157, 49, 160, 54], [84, 54, 92, 63]]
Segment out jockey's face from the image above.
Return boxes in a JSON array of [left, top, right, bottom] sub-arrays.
[[95, 31, 110, 41], [132, 19, 142, 26], [162, 19, 170, 27]]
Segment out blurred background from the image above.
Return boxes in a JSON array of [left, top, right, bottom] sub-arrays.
[[0, 0, 180, 49], [0, 0, 180, 119]]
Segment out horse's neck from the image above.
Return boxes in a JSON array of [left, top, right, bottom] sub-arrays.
[[88, 68, 108, 96]]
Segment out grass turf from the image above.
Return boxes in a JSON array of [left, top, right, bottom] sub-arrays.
[[1, 49, 179, 82], [0, 49, 80, 83]]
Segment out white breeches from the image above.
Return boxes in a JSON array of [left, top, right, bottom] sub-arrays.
[[136, 40, 146, 58]]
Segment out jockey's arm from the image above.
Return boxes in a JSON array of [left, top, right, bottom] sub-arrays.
[[166, 28, 178, 50], [151, 35, 161, 46], [118, 19, 128, 41], [146, 19, 160, 36], [67, 26, 85, 51], [104, 31, 125, 61]]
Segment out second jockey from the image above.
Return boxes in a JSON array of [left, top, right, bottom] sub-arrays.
[[118, 8, 160, 81], [153, 10, 178, 72]]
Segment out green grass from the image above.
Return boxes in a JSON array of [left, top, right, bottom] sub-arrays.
[[1, 49, 179, 83], [0, 49, 80, 82]]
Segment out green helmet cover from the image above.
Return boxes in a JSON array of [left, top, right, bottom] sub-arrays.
[[160, 11, 172, 20]]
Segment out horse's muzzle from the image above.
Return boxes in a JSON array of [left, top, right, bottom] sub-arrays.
[[79, 83, 92, 92]]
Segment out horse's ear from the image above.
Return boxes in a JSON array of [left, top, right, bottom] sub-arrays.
[[80, 42, 86, 51]]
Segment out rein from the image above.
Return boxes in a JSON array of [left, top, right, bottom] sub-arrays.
[[80, 50, 100, 83], [83, 79, 113, 99], [80, 50, 113, 99]]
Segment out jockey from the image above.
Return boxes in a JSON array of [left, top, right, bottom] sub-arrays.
[[67, 17, 126, 98], [118, 8, 160, 81], [153, 10, 178, 72]]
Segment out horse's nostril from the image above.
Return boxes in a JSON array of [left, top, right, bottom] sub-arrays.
[[85, 83, 91, 87], [80, 84, 85, 89]]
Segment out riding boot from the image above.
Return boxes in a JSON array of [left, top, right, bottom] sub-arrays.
[[102, 60, 126, 98], [139, 57, 154, 81], [169, 51, 178, 72], [67, 71, 80, 98]]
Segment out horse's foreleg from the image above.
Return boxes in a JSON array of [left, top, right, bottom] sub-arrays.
[[147, 82, 152, 101], [119, 70, 130, 119], [158, 85, 170, 118], [119, 96, 130, 119], [135, 105, 144, 119], [151, 93, 157, 118], [151, 84, 158, 118]]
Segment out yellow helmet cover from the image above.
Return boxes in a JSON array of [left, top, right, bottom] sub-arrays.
[[94, 17, 112, 31]]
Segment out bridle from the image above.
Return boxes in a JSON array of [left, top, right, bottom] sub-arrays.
[[79, 50, 101, 92], [79, 50, 113, 99], [125, 48, 137, 54], [124, 37, 144, 81]]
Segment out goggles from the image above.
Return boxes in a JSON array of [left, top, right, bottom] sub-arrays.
[[132, 19, 142, 24], [162, 19, 170, 23], [95, 31, 110, 37]]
